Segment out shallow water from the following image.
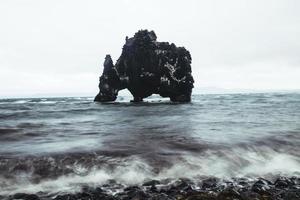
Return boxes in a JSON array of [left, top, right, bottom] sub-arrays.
[[0, 93, 299, 195]]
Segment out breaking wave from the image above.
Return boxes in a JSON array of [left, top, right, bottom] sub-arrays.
[[0, 93, 299, 197]]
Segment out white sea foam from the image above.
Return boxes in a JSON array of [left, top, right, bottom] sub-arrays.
[[39, 101, 57, 104], [1, 148, 299, 196], [12, 100, 29, 104]]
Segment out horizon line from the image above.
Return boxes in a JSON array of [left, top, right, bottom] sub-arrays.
[[1, 88, 300, 99]]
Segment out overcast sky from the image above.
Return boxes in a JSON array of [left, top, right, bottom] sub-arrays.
[[0, 0, 299, 97]]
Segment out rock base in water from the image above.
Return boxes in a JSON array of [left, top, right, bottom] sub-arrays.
[[94, 30, 194, 103]]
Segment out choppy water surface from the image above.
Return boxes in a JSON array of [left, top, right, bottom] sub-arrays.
[[0, 93, 299, 195]]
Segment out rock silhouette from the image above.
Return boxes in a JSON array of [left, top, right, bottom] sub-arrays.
[[94, 30, 194, 102]]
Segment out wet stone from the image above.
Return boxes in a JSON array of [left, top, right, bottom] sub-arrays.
[[11, 193, 40, 200], [148, 193, 174, 200], [282, 189, 300, 200], [240, 191, 261, 200], [53, 194, 77, 200], [251, 178, 272, 195], [171, 179, 193, 190], [201, 178, 219, 190], [142, 180, 160, 187], [274, 177, 294, 188], [217, 188, 242, 200], [183, 192, 218, 200], [116, 186, 150, 200]]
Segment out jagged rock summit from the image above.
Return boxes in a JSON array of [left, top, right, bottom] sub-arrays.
[[94, 30, 194, 102]]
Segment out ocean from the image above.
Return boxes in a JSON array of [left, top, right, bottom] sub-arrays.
[[0, 93, 299, 199]]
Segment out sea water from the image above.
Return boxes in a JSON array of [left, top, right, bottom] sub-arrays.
[[0, 93, 299, 195]]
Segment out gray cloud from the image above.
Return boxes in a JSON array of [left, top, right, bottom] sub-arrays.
[[0, 0, 300, 97]]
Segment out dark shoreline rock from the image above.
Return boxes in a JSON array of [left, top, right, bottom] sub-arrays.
[[94, 30, 194, 103], [4, 176, 300, 200]]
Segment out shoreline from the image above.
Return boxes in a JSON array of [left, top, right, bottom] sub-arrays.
[[2, 176, 300, 200]]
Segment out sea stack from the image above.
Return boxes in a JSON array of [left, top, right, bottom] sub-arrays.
[[94, 30, 194, 102]]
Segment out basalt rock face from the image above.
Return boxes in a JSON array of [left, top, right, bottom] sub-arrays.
[[94, 30, 194, 102]]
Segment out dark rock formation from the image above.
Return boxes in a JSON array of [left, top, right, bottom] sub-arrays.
[[94, 30, 194, 102]]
